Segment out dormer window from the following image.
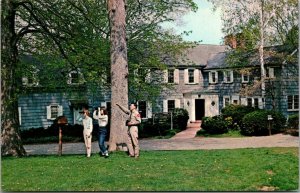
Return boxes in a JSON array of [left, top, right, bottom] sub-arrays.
[[67, 70, 83, 85], [22, 68, 39, 87], [241, 73, 249, 83], [209, 71, 218, 84], [223, 70, 233, 83]]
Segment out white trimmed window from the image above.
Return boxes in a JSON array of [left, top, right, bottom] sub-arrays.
[[232, 95, 240, 105], [184, 69, 199, 84], [243, 97, 263, 109], [241, 73, 249, 83], [47, 104, 63, 120], [67, 70, 83, 85], [22, 69, 39, 87], [288, 95, 299, 111], [163, 99, 180, 112], [223, 96, 230, 107], [223, 70, 233, 83], [209, 71, 218, 84]]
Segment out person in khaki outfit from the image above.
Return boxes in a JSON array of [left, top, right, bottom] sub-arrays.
[[116, 103, 141, 158]]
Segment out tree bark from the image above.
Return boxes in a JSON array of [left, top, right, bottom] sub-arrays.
[[1, 0, 26, 157], [107, 0, 129, 151], [259, 0, 266, 108]]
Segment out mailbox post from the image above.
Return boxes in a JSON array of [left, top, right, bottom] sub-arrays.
[[267, 115, 273, 136], [57, 116, 68, 156]]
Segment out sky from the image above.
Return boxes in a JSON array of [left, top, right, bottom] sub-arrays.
[[163, 0, 224, 45]]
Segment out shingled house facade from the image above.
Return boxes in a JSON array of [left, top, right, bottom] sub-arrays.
[[18, 44, 298, 130]]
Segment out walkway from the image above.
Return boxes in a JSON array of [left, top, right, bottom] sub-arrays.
[[24, 133, 299, 155], [171, 121, 201, 139]]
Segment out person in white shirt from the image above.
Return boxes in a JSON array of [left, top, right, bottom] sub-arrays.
[[81, 108, 93, 158], [93, 107, 109, 158]]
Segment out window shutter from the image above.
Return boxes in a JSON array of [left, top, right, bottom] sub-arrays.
[[163, 70, 168, 83], [258, 98, 263, 109], [215, 71, 218, 83], [145, 69, 151, 83], [174, 69, 179, 84], [47, 105, 52, 119], [230, 71, 234, 82], [194, 69, 199, 83], [175, 99, 181, 108], [163, 100, 168, 112], [147, 102, 152, 118], [269, 68, 275, 78], [18, 107, 22, 125], [58, 105, 63, 116], [208, 72, 212, 83], [184, 69, 189, 84]]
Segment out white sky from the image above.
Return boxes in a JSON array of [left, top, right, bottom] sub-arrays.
[[163, 0, 224, 45]]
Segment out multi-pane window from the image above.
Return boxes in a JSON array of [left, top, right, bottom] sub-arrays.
[[138, 101, 147, 118], [47, 104, 63, 120], [242, 74, 249, 83], [209, 71, 218, 84], [247, 98, 252, 107], [288, 95, 299, 110], [254, 98, 259, 108], [188, 69, 194, 83], [224, 97, 230, 107], [51, 105, 59, 119], [168, 69, 174, 83], [168, 100, 175, 112], [223, 70, 233, 83]]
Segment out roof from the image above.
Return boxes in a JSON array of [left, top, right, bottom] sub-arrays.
[[169, 44, 228, 67]]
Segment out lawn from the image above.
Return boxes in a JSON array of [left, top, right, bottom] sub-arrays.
[[1, 147, 298, 191]]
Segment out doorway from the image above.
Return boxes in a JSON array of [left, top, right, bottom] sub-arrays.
[[195, 99, 205, 120]]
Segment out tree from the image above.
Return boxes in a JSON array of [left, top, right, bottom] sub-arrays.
[[1, 0, 197, 156], [107, 0, 129, 151], [209, 0, 298, 108], [1, 0, 27, 156]]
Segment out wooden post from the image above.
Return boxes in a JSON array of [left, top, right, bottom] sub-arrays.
[[57, 116, 68, 156], [58, 127, 62, 156]]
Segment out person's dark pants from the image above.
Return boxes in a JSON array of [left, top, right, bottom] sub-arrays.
[[98, 126, 108, 154]]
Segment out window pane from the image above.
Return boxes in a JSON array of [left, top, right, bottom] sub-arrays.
[[288, 96, 293, 109], [51, 106, 58, 119], [188, 69, 194, 83], [254, 98, 259, 108], [168, 69, 174, 83], [224, 98, 230, 106], [138, 101, 147, 118], [211, 72, 216, 82], [294, 95, 299, 109], [247, 98, 252, 107], [168, 100, 175, 112]]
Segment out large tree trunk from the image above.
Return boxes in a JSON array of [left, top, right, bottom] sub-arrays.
[[107, 0, 129, 151], [259, 0, 266, 108], [1, 0, 26, 156]]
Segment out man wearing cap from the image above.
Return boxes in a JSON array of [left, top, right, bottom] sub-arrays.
[[116, 102, 141, 158]]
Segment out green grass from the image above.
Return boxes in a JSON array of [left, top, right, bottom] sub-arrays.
[[197, 129, 245, 137], [1, 147, 298, 191]]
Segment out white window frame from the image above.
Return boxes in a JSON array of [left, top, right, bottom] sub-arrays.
[[241, 73, 249, 83], [47, 104, 63, 120], [288, 95, 299, 111], [67, 70, 83, 85], [22, 68, 39, 87], [223, 96, 230, 107], [209, 71, 218, 84], [223, 70, 233, 83], [163, 99, 180, 112], [232, 95, 240, 105]]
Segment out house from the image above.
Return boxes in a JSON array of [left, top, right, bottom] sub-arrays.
[[18, 44, 298, 130]]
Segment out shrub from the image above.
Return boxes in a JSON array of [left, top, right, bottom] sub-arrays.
[[201, 115, 229, 134], [241, 110, 286, 136], [172, 108, 189, 131], [221, 104, 256, 126], [287, 114, 299, 129]]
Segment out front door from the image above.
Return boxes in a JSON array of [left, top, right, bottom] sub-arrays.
[[195, 99, 205, 120]]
